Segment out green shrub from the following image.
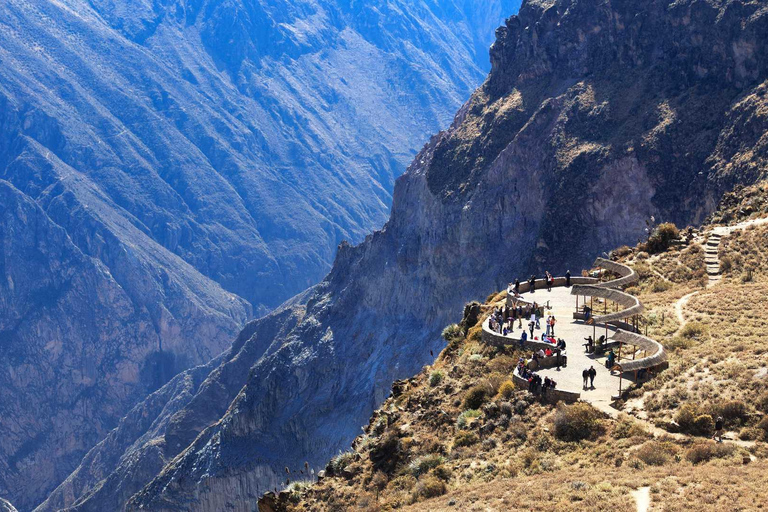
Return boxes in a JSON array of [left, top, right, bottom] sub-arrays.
[[453, 431, 479, 448], [327, 450, 356, 476], [412, 476, 446, 500], [685, 441, 735, 464], [553, 403, 603, 442], [407, 454, 445, 477], [284, 480, 315, 504], [498, 380, 516, 399], [651, 279, 673, 293], [456, 409, 481, 429], [429, 371, 444, 387], [442, 324, 464, 341]]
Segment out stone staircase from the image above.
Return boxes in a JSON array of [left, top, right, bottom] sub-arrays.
[[704, 232, 723, 287]]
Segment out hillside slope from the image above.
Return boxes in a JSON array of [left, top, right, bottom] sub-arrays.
[[273, 193, 768, 511], [37, 0, 768, 510], [0, 1, 519, 509]]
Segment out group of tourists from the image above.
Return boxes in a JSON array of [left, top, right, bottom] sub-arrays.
[[488, 302, 545, 337], [518, 363, 558, 396]]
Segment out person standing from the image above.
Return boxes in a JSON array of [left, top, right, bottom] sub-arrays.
[[588, 366, 597, 388], [545, 315, 552, 337], [528, 316, 535, 339], [550, 315, 556, 336], [556, 347, 562, 370], [582, 368, 589, 389], [565, 270, 571, 287], [519, 330, 527, 349], [514, 279, 520, 295], [713, 416, 724, 442], [529, 275, 536, 293]]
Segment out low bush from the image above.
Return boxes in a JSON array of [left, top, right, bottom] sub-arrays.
[[685, 441, 735, 464], [432, 465, 453, 481], [453, 431, 479, 448], [553, 403, 603, 442], [463, 383, 491, 410], [641, 223, 680, 254], [498, 380, 516, 399], [717, 400, 748, 423], [693, 414, 715, 436], [407, 454, 444, 478], [634, 441, 674, 466], [370, 431, 402, 473], [442, 324, 464, 341], [429, 371, 444, 387], [327, 450, 357, 476], [675, 404, 698, 432], [612, 415, 648, 439], [412, 476, 446, 500], [679, 322, 708, 340], [456, 409, 481, 429]]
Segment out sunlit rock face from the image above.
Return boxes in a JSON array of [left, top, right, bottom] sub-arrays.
[[0, 0, 518, 509], [118, 1, 768, 510], [22, 0, 768, 510]]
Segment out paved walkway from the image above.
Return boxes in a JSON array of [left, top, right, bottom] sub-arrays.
[[515, 286, 624, 413]]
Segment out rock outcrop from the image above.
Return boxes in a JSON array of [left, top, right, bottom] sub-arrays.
[[0, 0, 517, 509], [37, 0, 768, 510]]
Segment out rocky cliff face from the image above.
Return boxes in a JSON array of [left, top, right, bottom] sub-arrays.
[[0, 1, 517, 509], [34, 0, 768, 510]]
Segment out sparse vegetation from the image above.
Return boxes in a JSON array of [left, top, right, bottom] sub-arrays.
[[640, 223, 680, 254], [429, 371, 444, 387], [278, 200, 768, 511], [553, 403, 604, 442]]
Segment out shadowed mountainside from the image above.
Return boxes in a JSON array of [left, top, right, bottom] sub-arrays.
[[29, 0, 768, 510], [0, 0, 521, 509]]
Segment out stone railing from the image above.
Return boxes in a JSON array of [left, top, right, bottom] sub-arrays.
[[506, 276, 597, 305]]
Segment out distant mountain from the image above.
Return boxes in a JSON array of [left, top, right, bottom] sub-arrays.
[[34, 0, 765, 510], [0, 0, 520, 509]]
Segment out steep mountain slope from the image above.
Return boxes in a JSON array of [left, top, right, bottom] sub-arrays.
[[269, 185, 768, 511], [0, 1, 519, 509], [36, 0, 768, 510]]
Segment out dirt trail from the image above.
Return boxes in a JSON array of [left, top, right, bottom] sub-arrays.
[[632, 486, 650, 512], [673, 291, 699, 335]]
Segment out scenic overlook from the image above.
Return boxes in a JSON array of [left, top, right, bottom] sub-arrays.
[[1, 0, 768, 510]]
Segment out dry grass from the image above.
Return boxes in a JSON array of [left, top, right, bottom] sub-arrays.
[[281, 216, 768, 512]]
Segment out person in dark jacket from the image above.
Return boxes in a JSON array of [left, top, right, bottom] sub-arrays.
[[713, 416, 724, 442], [582, 368, 589, 389], [565, 270, 571, 287], [588, 366, 597, 388]]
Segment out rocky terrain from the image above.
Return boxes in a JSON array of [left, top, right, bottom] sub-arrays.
[[0, 0, 519, 509], [268, 204, 768, 511], [25, 0, 768, 511]]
